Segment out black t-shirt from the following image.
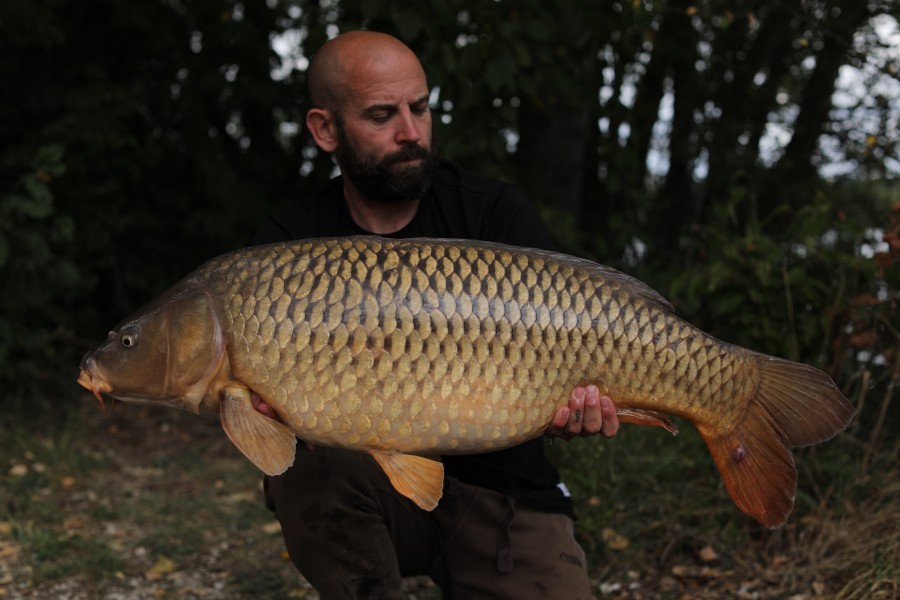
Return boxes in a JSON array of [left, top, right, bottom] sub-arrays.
[[253, 160, 574, 516]]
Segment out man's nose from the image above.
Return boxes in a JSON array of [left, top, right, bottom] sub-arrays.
[[395, 108, 421, 144]]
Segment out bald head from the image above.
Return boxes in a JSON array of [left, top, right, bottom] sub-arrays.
[[307, 31, 427, 112]]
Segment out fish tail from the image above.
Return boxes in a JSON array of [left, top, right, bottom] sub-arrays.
[[697, 353, 855, 528]]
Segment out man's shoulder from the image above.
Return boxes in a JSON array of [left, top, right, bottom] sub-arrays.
[[431, 160, 516, 200], [428, 160, 552, 249], [253, 176, 343, 244]]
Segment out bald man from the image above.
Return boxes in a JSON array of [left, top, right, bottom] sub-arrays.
[[254, 31, 619, 599]]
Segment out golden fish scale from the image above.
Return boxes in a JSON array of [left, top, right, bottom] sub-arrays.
[[201, 238, 757, 452]]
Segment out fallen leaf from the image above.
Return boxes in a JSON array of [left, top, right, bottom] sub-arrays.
[[599, 582, 622, 594], [699, 544, 719, 562], [601, 528, 630, 550], [0, 541, 20, 560], [61, 516, 86, 531], [60, 476, 77, 489], [8, 465, 27, 477], [0, 523, 11, 536], [659, 576, 679, 592], [145, 556, 176, 580], [673, 564, 726, 579], [262, 521, 282, 535]]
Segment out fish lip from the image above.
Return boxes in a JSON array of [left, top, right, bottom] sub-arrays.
[[76, 368, 114, 412]]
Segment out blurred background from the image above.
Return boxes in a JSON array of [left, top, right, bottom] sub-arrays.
[[1, 1, 898, 598]]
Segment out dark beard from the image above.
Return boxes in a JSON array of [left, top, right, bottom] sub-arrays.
[[334, 120, 439, 204]]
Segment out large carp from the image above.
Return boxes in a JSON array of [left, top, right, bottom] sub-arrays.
[[77, 237, 854, 527]]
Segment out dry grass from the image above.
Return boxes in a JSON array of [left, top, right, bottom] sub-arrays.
[[1, 395, 896, 599]]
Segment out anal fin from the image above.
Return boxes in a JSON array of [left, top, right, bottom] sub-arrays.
[[220, 386, 297, 476], [617, 408, 679, 435], [369, 450, 444, 511]]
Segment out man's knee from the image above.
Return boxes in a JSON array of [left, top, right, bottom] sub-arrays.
[[262, 447, 394, 570], [264, 445, 391, 513]]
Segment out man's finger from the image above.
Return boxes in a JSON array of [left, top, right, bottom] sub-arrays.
[[599, 395, 620, 438], [566, 387, 585, 437], [546, 406, 571, 437], [581, 385, 604, 435]]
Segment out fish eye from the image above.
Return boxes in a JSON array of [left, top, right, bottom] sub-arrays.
[[119, 327, 139, 349]]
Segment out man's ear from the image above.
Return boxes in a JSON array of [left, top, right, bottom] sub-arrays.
[[306, 108, 338, 153]]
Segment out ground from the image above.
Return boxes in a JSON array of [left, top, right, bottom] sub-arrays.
[[1, 399, 897, 599]]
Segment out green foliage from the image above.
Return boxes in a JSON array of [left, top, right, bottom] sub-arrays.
[[658, 178, 899, 414], [17, 526, 124, 585], [0, 145, 88, 401], [1, 0, 897, 435], [0, 0, 312, 407]]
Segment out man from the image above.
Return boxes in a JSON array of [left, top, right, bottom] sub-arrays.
[[254, 31, 619, 599]]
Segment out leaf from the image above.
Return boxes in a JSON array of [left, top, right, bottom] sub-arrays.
[[262, 521, 282, 535], [699, 545, 719, 562], [145, 555, 175, 579], [4, 190, 53, 219], [601, 527, 630, 550], [8, 465, 27, 477]]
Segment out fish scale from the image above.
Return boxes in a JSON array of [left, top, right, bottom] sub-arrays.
[[78, 235, 854, 526], [205, 237, 745, 452]]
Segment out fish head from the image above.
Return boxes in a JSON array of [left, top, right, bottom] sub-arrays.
[[77, 286, 226, 415]]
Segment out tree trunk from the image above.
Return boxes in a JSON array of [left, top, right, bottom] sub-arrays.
[[766, 0, 872, 214]]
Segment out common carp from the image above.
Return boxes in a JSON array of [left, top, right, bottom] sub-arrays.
[[77, 236, 854, 527]]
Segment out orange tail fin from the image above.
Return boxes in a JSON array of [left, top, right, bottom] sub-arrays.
[[697, 354, 855, 528]]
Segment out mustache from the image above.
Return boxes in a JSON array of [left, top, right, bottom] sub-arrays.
[[381, 143, 432, 166]]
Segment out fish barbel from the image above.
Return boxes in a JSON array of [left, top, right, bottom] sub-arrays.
[[77, 236, 854, 527]]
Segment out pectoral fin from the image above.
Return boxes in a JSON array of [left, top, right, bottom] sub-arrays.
[[616, 408, 679, 435], [220, 386, 297, 476], [369, 450, 444, 511]]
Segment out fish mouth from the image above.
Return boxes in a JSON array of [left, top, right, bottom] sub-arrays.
[[77, 367, 114, 412]]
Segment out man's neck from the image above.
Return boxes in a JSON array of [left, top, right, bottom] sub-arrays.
[[342, 181, 419, 235]]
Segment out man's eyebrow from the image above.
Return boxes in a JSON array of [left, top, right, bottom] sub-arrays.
[[361, 103, 397, 118], [410, 93, 430, 107], [361, 94, 431, 117]]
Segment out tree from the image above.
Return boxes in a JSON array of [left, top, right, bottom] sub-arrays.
[[1, 0, 897, 407]]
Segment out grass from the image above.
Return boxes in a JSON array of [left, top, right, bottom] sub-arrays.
[[551, 412, 900, 599], [0, 401, 304, 598], [1, 391, 897, 599]]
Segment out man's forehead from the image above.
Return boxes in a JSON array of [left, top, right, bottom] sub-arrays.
[[342, 72, 429, 111]]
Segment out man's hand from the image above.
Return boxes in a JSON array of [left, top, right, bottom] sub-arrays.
[[252, 391, 316, 449], [251, 391, 281, 421], [545, 385, 619, 440]]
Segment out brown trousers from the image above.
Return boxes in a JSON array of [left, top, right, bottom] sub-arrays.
[[264, 445, 593, 600]]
